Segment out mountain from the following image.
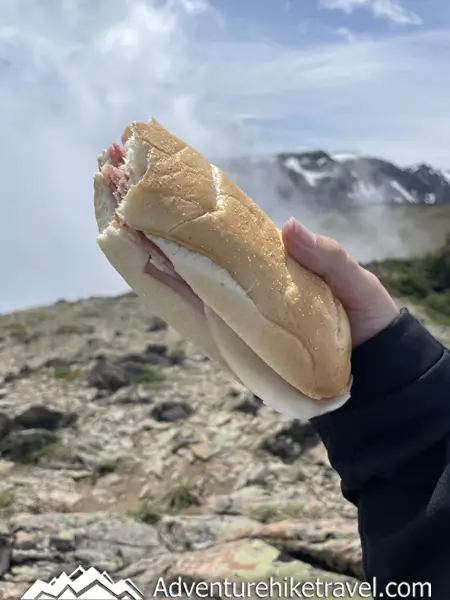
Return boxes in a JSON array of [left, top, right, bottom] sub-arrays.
[[221, 151, 450, 211]]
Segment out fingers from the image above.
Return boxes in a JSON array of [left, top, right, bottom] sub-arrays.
[[281, 218, 369, 308]]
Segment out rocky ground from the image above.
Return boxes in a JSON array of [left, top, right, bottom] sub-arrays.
[[0, 291, 447, 599]]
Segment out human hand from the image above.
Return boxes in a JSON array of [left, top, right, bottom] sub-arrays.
[[282, 218, 400, 348]]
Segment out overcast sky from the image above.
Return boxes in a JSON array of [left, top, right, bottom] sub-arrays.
[[1, 0, 449, 313]]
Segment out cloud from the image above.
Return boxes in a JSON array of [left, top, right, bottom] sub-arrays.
[[1, 0, 449, 313], [334, 26, 358, 42], [319, 0, 423, 26], [0, 0, 245, 314]]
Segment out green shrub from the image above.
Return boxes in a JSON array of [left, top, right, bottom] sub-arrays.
[[4, 322, 26, 332], [129, 501, 164, 525], [27, 441, 61, 464], [247, 501, 322, 523], [132, 366, 166, 387], [393, 271, 431, 299], [425, 290, 450, 318], [163, 482, 200, 512], [130, 481, 200, 523], [53, 365, 84, 381], [422, 237, 450, 292], [373, 235, 450, 320], [77, 309, 100, 318], [3, 322, 29, 341], [55, 324, 95, 335], [0, 490, 15, 509]]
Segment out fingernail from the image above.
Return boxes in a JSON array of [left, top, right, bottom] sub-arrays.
[[290, 218, 316, 248]]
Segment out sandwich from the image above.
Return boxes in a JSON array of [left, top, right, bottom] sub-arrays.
[[93, 118, 353, 420]]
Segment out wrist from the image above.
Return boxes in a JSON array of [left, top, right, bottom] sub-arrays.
[[353, 305, 400, 348], [350, 308, 444, 400]]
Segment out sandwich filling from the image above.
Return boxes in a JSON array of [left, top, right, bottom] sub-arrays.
[[100, 143, 204, 315]]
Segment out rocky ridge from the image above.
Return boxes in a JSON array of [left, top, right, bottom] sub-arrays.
[[223, 152, 450, 211], [1, 291, 447, 598]]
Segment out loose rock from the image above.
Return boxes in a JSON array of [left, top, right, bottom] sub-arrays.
[[150, 400, 195, 422], [14, 405, 77, 431], [0, 429, 59, 463], [261, 421, 320, 463]]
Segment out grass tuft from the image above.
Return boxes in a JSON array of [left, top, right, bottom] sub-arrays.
[[129, 480, 200, 524]]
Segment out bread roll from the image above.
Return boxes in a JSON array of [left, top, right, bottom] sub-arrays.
[[93, 118, 352, 419]]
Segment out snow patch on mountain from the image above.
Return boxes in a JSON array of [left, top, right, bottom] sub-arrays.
[[330, 152, 359, 162], [389, 180, 418, 204], [282, 157, 334, 188], [228, 151, 450, 210]]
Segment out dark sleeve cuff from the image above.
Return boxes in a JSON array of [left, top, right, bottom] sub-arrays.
[[311, 308, 450, 490]]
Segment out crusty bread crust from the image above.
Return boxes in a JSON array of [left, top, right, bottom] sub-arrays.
[[113, 119, 352, 399]]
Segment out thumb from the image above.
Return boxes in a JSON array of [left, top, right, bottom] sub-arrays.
[[282, 218, 400, 347], [281, 217, 370, 310]]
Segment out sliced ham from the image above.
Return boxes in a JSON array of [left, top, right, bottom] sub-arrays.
[[101, 144, 204, 313], [144, 258, 204, 314], [101, 163, 130, 203], [101, 143, 129, 202], [101, 144, 177, 276], [108, 143, 125, 167], [135, 230, 180, 278]]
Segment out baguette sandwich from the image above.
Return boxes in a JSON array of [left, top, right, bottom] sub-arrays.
[[93, 118, 353, 420]]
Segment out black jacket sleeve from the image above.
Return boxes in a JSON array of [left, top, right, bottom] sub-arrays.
[[311, 308, 450, 598]]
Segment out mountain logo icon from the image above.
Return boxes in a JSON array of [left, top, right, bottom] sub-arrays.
[[20, 566, 144, 599]]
